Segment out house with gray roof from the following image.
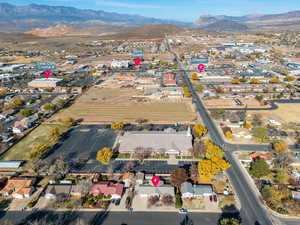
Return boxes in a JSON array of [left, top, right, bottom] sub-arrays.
[[135, 184, 174, 198], [181, 182, 213, 198], [118, 130, 192, 156]]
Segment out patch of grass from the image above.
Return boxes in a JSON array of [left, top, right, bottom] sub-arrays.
[[0, 198, 12, 209], [54, 88, 196, 123], [182, 198, 205, 209], [218, 195, 237, 211], [1, 123, 68, 160]]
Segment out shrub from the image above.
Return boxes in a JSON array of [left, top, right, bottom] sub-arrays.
[[175, 193, 182, 208]]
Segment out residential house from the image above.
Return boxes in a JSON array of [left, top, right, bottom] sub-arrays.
[[45, 185, 72, 199], [249, 152, 271, 161], [290, 153, 300, 167], [181, 182, 213, 198], [118, 130, 193, 156], [231, 127, 252, 139], [111, 60, 129, 69], [0, 161, 23, 169], [122, 172, 135, 188], [13, 114, 38, 134], [1, 133, 14, 143], [70, 180, 92, 197], [0, 177, 35, 199], [164, 73, 176, 86], [136, 172, 145, 185], [291, 170, 300, 180], [90, 182, 124, 199], [135, 184, 174, 198], [292, 190, 300, 200]]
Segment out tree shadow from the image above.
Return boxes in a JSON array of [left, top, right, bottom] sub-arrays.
[[89, 210, 109, 225], [180, 215, 194, 225], [17, 210, 79, 225], [218, 204, 241, 225]]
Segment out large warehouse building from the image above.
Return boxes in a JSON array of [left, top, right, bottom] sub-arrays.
[[28, 78, 63, 88]]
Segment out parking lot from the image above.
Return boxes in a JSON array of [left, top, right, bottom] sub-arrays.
[[45, 125, 117, 166], [70, 158, 196, 174], [44, 125, 197, 174]]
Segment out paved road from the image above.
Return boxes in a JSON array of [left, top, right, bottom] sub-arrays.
[[168, 45, 276, 225], [0, 211, 226, 225]]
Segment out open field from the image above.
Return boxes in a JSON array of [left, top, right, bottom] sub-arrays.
[[249, 103, 300, 123], [203, 97, 268, 109], [53, 87, 196, 124], [1, 124, 68, 160]]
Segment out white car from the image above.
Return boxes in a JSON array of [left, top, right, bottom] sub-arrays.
[[178, 208, 188, 214]]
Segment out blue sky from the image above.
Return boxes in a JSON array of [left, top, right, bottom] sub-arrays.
[[1, 0, 300, 22]]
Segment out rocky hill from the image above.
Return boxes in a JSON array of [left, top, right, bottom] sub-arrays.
[[99, 24, 186, 40], [195, 10, 300, 31], [0, 3, 190, 33], [24, 24, 90, 37]]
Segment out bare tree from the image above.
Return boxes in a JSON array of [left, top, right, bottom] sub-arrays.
[[170, 168, 188, 191], [123, 161, 136, 172], [134, 147, 151, 163], [147, 195, 159, 208], [272, 152, 292, 170], [192, 141, 207, 158], [190, 164, 199, 183], [161, 194, 174, 206]]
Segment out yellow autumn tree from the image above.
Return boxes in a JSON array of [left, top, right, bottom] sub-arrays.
[[198, 141, 230, 183], [191, 72, 199, 80], [0, 89, 7, 96], [205, 144, 224, 159], [243, 121, 252, 129], [225, 131, 233, 139], [269, 77, 281, 83], [96, 148, 113, 163], [198, 157, 230, 183], [10, 98, 23, 107], [193, 124, 208, 138], [231, 79, 240, 84], [273, 140, 288, 153], [250, 78, 260, 84], [183, 87, 191, 97], [111, 122, 124, 130]]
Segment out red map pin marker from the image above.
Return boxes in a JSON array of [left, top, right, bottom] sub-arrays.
[[197, 64, 206, 73], [151, 176, 160, 187], [134, 58, 142, 66], [44, 70, 52, 79]]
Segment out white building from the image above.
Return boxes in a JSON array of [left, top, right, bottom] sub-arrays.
[[28, 78, 63, 88], [111, 60, 130, 69]]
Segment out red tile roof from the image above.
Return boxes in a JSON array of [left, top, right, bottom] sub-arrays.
[[90, 182, 123, 196], [249, 152, 271, 160]]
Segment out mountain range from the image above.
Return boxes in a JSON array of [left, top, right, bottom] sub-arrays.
[[0, 3, 299, 33], [0, 3, 190, 33], [195, 11, 300, 31]]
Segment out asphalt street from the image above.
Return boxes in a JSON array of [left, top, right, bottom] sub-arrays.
[[0, 211, 224, 225], [168, 45, 276, 225]]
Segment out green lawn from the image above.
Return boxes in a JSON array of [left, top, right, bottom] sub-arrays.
[[1, 123, 68, 160]]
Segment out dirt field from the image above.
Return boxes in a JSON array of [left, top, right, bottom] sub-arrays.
[[203, 97, 268, 109], [250, 103, 300, 123], [54, 87, 196, 124], [1, 124, 68, 160]]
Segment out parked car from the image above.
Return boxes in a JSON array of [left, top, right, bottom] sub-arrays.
[[213, 195, 218, 202], [115, 199, 121, 206], [178, 208, 188, 214]]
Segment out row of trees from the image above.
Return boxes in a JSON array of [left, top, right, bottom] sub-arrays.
[[231, 76, 297, 85], [29, 127, 63, 159]]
